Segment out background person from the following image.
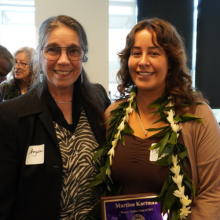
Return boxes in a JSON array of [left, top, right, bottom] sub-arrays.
[[0, 47, 35, 102], [0, 15, 110, 220], [101, 18, 220, 219], [0, 45, 14, 80]]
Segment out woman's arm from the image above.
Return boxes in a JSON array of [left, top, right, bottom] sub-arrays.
[[0, 105, 20, 219], [184, 104, 220, 219]]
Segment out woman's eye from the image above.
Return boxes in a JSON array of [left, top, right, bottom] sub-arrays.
[[46, 47, 59, 53], [131, 51, 141, 56], [69, 48, 80, 54], [151, 52, 159, 56]]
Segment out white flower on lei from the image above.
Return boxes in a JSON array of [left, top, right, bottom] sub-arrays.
[[112, 138, 118, 148], [108, 148, 115, 165], [126, 105, 133, 114], [180, 206, 191, 219], [173, 185, 185, 198], [180, 195, 192, 207], [123, 114, 129, 122], [172, 174, 183, 188], [170, 164, 180, 176], [171, 123, 182, 133], [118, 121, 125, 131], [172, 155, 179, 167]]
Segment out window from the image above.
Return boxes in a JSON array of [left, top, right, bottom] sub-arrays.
[[0, 0, 35, 56], [109, 0, 136, 101]]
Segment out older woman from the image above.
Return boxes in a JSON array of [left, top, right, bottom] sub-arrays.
[[91, 18, 220, 219], [0, 47, 34, 102], [0, 15, 110, 220]]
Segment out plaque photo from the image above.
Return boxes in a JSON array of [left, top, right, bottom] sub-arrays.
[[101, 194, 168, 220]]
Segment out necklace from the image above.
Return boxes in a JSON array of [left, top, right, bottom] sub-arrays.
[[21, 89, 27, 95], [137, 113, 158, 136], [55, 99, 72, 104]]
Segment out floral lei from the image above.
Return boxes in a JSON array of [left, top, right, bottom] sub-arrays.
[[88, 87, 203, 220]]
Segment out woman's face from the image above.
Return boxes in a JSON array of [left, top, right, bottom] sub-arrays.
[[128, 29, 169, 95], [41, 26, 83, 92], [14, 52, 31, 82]]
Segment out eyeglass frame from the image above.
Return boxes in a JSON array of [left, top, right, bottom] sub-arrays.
[[14, 61, 29, 68], [41, 46, 85, 61]]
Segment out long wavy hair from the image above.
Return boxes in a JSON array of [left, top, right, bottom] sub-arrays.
[[117, 18, 207, 115], [31, 15, 107, 127]]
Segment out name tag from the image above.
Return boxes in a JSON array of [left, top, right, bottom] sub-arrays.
[[25, 144, 44, 165], [150, 143, 159, 162]]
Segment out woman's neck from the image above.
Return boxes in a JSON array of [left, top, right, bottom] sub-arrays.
[[20, 78, 30, 86], [48, 84, 74, 102], [136, 89, 165, 113]]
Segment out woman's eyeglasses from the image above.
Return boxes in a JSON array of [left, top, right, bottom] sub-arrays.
[[15, 61, 29, 68], [42, 46, 85, 61]]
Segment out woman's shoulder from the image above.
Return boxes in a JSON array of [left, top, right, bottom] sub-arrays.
[[104, 98, 127, 121], [0, 80, 10, 87], [188, 101, 214, 119], [183, 101, 219, 130]]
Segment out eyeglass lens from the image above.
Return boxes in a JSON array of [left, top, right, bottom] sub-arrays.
[[43, 47, 84, 61], [15, 62, 27, 68]]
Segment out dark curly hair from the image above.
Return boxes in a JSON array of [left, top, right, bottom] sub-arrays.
[[117, 18, 207, 115]]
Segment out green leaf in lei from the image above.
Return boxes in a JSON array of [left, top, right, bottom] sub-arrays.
[[118, 101, 129, 108], [170, 202, 180, 220], [148, 132, 169, 152], [122, 123, 134, 134], [87, 173, 103, 188], [92, 147, 109, 161], [162, 183, 177, 214], [151, 99, 171, 116], [174, 116, 182, 122], [161, 144, 174, 155], [120, 135, 125, 146], [158, 133, 170, 157], [180, 113, 204, 123], [147, 126, 170, 132], [178, 151, 187, 160], [100, 165, 106, 182], [153, 155, 169, 166], [148, 126, 172, 138], [168, 131, 177, 145], [147, 103, 160, 109], [132, 97, 140, 115], [159, 175, 172, 197], [148, 92, 169, 106]]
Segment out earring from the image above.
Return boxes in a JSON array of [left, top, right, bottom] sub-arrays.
[[81, 73, 83, 83], [40, 73, 43, 83]]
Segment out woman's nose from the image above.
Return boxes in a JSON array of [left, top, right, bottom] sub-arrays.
[[138, 54, 149, 67], [57, 49, 70, 64], [14, 63, 19, 69]]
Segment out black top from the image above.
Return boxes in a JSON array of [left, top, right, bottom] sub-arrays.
[[46, 85, 82, 133]]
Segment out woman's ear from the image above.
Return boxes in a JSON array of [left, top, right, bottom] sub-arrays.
[[83, 55, 88, 62]]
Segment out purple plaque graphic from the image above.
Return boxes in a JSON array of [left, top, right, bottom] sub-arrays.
[[101, 194, 168, 220]]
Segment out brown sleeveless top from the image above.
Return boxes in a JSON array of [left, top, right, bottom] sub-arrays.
[[111, 132, 191, 195]]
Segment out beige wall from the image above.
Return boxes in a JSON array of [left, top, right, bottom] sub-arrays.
[[35, 0, 109, 91]]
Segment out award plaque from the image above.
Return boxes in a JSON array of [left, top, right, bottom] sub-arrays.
[[101, 194, 168, 220]]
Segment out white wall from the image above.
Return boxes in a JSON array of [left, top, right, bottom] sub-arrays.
[[35, 0, 109, 91]]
